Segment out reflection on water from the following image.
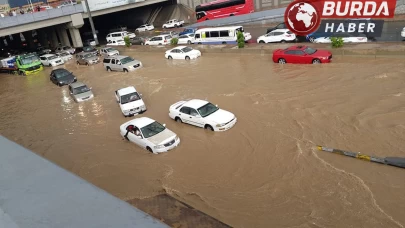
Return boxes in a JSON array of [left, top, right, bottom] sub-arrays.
[[1, 53, 405, 228]]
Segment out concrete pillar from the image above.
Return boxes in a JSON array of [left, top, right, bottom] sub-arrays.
[[69, 28, 83, 48], [49, 27, 59, 49], [57, 27, 71, 46]]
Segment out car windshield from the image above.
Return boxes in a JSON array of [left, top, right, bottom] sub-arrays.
[[84, 46, 95, 52], [197, 102, 219, 117], [21, 55, 39, 65], [304, 47, 317, 55], [73, 85, 90, 95], [141, 121, 166, 138], [84, 54, 93, 58], [120, 57, 134, 64], [181, 47, 193, 53], [106, 48, 116, 52], [55, 70, 71, 78], [48, 55, 57, 60], [120, 92, 141, 104]]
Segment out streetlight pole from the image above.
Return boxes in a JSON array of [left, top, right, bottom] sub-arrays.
[[83, 0, 99, 46]]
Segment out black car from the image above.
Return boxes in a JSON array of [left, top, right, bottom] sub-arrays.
[[50, 68, 77, 87]]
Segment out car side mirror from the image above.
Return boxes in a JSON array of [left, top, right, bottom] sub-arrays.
[[139, 93, 142, 97], [163, 124, 166, 127], [215, 104, 218, 107]]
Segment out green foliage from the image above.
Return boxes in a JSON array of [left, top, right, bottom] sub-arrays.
[[331, 37, 344, 48], [76, 0, 82, 3], [124, 36, 131, 47], [170, 37, 178, 45], [237, 31, 245, 48]]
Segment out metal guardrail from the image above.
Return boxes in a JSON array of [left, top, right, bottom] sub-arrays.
[[187, 7, 286, 28], [0, 5, 84, 29]]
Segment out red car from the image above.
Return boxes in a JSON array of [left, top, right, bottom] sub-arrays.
[[272, 45, 332, 64]]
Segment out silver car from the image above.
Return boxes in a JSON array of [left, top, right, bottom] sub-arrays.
[[68, 82, 94, 102], [103, 55, 142, 72], [55, 46, 76, 54], [100, 47, 120, 57], [76, 52, 100, 66]]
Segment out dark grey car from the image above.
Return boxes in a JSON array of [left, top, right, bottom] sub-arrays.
[[50, 68, 77, 87], [69, 82, 94, 102]]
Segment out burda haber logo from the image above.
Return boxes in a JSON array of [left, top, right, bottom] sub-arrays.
[[285, 0, 397, 37]]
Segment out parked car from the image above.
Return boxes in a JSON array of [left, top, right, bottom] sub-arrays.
[[272, 45, 332, 64], [177, 34, 195, 44], [49, 68, 77, 87], [107, 40, 126, 46], [135, 24, 154, 32], [75, 52, 100, 66], [119, 117, 180, 154], [179, 27, 197, 36], [103, 55, 142, 72], [40, 54, 64, 67], [68, 81, 94, 103], [161, 31, 179, 38], [257, 29, 296, 43], [145, 35, 172, 45], [115, 86, 146, 117], [313, 34, 368, 43], [106, 31, 136, 43], [130, 37, 147, 45], [84, 39, 96, 46], [402, 27, 405, 38], [168, 99, 237, 131], [80, 46, 100, 56], [266, 22, 287, 33], [162, 19, 184, 29], [55, 46, 75, 54], [165, 46, 201, 60], [100, 47, 119, 57], [56, 52, 73, 62]]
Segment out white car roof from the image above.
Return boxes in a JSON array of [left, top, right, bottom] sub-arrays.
[[40, 54, 55, 57], [272, 29, 290, 33], [183, 99, 209, 109], [118, 86, 137, 94], [122, 117, 155, 128], [174, 46, 187, 49]]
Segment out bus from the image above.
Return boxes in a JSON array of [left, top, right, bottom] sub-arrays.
[[195, 0, 254, 22], [194, 26, 252, 44]]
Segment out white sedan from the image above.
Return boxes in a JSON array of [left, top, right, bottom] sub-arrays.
[[107, 40, 125, 46], [165, 46, 201, 60], [177, 34, 195, 44], [401, 27, 405, 38], [314, 35, 368, 43], [39, 54, 64, 67], [120, 117, 180, 154], [168, 99, 237, 131], [257, 29, 296, 43], [56, 52, 73, 62], [136, 24, 154, 32]]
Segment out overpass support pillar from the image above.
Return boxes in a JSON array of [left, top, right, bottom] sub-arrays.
[[49, 28, 59, 49], [57, 27, 71, 47], [69, 28, 83, 48]]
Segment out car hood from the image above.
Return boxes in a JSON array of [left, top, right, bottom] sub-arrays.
[[57, 75, 75, 83], [204, 109, 234, 124], [120, 99, 145, 111], [146, 128, 176, 145], [123, 60, 141, 67], [73, 91, 93, 100]]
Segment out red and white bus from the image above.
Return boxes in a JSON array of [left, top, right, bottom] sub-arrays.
[[195, 0, 254, 22]]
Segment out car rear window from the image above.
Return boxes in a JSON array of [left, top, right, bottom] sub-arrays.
[[103, 58, 111, 63]]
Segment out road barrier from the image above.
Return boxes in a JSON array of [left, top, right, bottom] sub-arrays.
[[317, 146, 405, 169]]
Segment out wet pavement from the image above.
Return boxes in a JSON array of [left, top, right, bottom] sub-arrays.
[[1, 52, 405, 228]]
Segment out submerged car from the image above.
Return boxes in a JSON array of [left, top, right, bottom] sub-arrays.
[[135, 24, 154, 32], [272, 45, 332, 64], [76, 52, 100, 66], [115, 86, 147, 117], [50, 68, 77, 87], [165, 46, 201, 60], [103, 55, 142, 72], [69, 81, 94, 102], [120, 117, 180, 154], [257, 29, 296, 43], [55, 46, 76, 54], [56, 52, 73, 62], [40, 54, 64, 67], [168, 99, 237, 131], [100, 47, 120, 57]]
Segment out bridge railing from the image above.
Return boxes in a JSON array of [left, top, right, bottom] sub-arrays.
[[0, 5, 84, 30]]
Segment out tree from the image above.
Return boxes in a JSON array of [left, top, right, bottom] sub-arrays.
[[237, 31, 245, 48]]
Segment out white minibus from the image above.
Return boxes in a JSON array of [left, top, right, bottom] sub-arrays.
[[194, 26, 252, 45], [106, 31, 136, 43]]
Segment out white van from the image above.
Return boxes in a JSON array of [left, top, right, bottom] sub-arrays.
[[194, 26, 252, 45], [106, 31, 136, 43]]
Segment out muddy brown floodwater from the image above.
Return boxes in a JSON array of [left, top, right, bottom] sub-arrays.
[[1, 52, 405, 228]]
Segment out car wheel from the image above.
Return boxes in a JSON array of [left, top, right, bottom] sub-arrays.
[[175, 117, 182, 123], [198, 42, 202, 44], [222, 41, 227, 44], [58, 83, 62, 87], [123, 69, 128, 72], [280, 40, 286, 43], [259, 40, 265, 43], [278, 58, 286, 64], [146, 147, 153, 153], [309, 37, 315, 43], [107, 67, 111, 72], [168, 56, 173, 59], [185, 56, 190, 60], [158, 43, 162, 45], [205, 125, 214, 131], [187, 40, 191, 44], [49, 64, 52, 67], [163, 26, 167, 29], [312, 59, 321, 64]]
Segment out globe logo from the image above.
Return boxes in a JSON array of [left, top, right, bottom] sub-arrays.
[[284, 1, 321, 36]]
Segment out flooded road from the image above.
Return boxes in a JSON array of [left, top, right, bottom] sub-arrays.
[[1, 52, 405, 228]]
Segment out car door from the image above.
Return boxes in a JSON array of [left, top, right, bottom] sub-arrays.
[[179, 106, 192, 125], [156, 37, 163, 45], [178, 35, 186, 44], [40, 56, 47, 65], [273, 32, 284, 42], [295, 50, 310, 63], [264, 32, 274, 43], [189, 108, 204, 127], [170, 49, 180, 59], [126, 125, 146, 148], [284, 50, 300, 63], [110, 59, 117, 71]]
